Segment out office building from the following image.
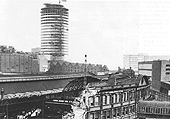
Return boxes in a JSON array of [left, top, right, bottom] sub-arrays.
[[41, 3, 68, 61], [138, 60, 170, 94], [123, 54, 170, 71], [123, 54, 148, 71]]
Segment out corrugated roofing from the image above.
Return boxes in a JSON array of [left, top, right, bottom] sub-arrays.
[[0, 79, 72, 95]]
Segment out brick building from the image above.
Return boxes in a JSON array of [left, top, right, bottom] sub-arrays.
[[48, 60, 109, 74]]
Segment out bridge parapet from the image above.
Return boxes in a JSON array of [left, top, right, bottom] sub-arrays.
[[0, 73, 86, 82]]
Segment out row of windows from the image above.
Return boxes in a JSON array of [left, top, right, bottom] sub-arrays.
[[139, 106, 170, 115], [41, 13, 68, 17], [88, 89, 149, 107], [41, 9, 68, 14], [89, 105, 136, 119], [41, 16, 68, 19], [41, 31, 68, 33], [41, 33, 67, 36], [41, 22, 68, 25], [166, 68, 170, 71], [49, 66, 106, 74], [41, 25, 68, 29], [41, 36, 67, 39], [165, 72, 170, 75], [88, 92, 136, 107], [41, 19, 68, 22], [166, 64, 170, 67]]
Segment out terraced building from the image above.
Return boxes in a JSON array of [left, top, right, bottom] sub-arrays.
[[41, 3, 68, 61]]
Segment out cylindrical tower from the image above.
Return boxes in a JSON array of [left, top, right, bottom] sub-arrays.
[[41, 3, 68, 61]]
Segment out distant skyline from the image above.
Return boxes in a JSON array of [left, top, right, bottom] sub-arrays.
[[1, 0, 170, 70]]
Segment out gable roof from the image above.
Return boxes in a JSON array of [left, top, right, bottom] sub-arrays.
[[57, 60, 64, 65]]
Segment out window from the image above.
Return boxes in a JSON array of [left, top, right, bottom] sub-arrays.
[[142, 107, 145, 112], [107, 95, 110, 105], [111, 94, 114, 104], [165, 72, 170, 75], [168, 108, 170, 114], [113, 108, 116, 117], [123, 107, 125, 115], [89, 113, 94, 119], [126, 107, 129, 114], [160, 108, 163, 114], [117, 107, 121, 116], [95, 96, 99, 106], [106, 110, 111, 119], [164, 108, 168, 114], [150, 107, 153, 113], [130, 91, 135, 101], [132, 105, 135, 112], [102, 111, 106, 119], [130, 105, 133, 113], [166, 64, 170, 67], [153, 108, 156, 113], [146, 107, 149, 113], [89, 96, 94, 107], [158, 108, 160, 113], [102, 95, 107, 105], [123, 92, 127, 102], [148, 107, 151, 113], [94, 112, 99, 119], [127, 91, 129, 101], [114, 93, 117, 103]]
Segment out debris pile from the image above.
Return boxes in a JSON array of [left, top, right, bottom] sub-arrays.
[[62, 86, 98, 119]]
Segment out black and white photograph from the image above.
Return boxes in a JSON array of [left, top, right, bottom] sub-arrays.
[[0, 0, 170, 118]]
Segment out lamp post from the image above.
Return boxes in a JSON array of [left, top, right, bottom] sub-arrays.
[[84, 55, 87, 88], [1, 88, 4, 100]]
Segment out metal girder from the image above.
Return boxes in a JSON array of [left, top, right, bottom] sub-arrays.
[[63, 78, 84, 92]]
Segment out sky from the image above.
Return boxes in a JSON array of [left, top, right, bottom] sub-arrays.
[[0, 0, 170, 70]]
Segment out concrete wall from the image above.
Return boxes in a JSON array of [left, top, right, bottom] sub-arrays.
[[138, 60, 161, 91], [152, 60, 162, 91]]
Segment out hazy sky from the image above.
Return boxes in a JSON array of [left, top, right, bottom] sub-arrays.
[[1, 0, 170, 70]]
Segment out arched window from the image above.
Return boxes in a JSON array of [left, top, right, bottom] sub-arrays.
[[114, 93, 117, 103], [122, 107, 125, 115], [160, 108, 163, 114], [89, 96, 94, 107], [126, 107, 129, 115], [106, 110, 111, 118], [146, 107, 149, 113], [94, 96, 99, 106], [142, 107, 145, 112], [113, 108, 116, 117], [94, 111, 99, 119], [123, 92, 127, 102], [158, 108, 160, 114], [102, 95, 107, 105], [89, 113, 94, 119], [164, 108, 168, 114], [107, 95, 110, 105], [111, 94, 114, 104]]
